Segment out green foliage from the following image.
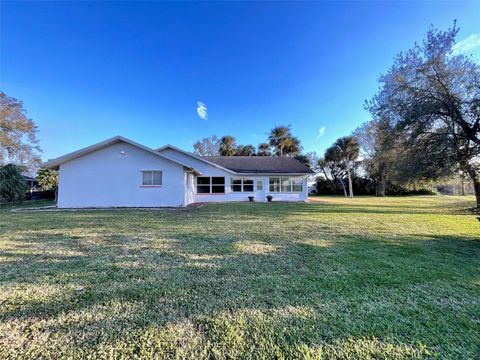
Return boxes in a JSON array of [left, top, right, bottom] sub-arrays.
[[36, 168, 59, 191], [0, 164, 27, 203], [236, 144, 256, 156], [219, 135, 237, 156], [0, 197, 478, 358], [321, 136, 359, 197], [257, 143, 272, 156], [268, 125, 302, 156], [366, 22, 480, 207], [0, 92, 42, 172]]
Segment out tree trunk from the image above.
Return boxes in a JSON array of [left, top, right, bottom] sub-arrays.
[[472, 177, 480, 210], [347, 168, 353, 198], [460, 176, 465, 196], [377, 179, 386, 197], [465, 167, 480, 210], [340, 178, 348, 197]]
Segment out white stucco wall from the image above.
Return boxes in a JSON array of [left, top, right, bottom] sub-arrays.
[[159, 148, 309, 204], [191, 175, 308, 203], [57, 142, 186, 208]]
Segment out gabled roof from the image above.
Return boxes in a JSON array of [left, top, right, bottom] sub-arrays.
[[42, 136, 201, 174], [201, 156, 315, 174], [156, 144, 237, 174], [157, 145, 313, 175]]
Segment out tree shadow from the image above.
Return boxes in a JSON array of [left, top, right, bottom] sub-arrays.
[[1, 206, 479, 357]]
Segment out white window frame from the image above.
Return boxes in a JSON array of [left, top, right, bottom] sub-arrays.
[[141, 170, 162, 186], [231, 177, 255, 192], [269, 177, 303, 193]]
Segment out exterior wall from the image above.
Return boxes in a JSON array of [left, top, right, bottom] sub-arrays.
[[184, 172, 195, 206], [159, 148, 309, 204], [193, 175, 308, 203], [57, 142, 185, 208]]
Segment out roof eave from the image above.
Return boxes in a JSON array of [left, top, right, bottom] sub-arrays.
[[156, 144, 237, 174]]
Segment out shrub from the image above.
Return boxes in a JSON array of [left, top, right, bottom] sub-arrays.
[[0, 164, 28, 204]]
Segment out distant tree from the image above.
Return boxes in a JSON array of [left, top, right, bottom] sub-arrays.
[[295, 154, 310, 166], [353, 119, 396, 196], [219, 136, 237, 156], [193, 135, 219, 156], [283, 136, 302, 156], [295, 152, 318, 168], [268, 125, 302, 156], [0, 164, 27, 203], [320, 146, 348, 196], [236, 144, 256, 156], [257, 143, 272, 156], [366, 23, 480, 209], [36, 168, 59, 201], [331, 136, 359, 198], [0, 92, 41, 173]]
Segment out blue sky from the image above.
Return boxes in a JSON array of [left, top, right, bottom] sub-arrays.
[[1, 1, 480, 161]]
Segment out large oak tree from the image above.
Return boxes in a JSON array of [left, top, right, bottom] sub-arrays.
[[0, 92, 41, 173], [366, 24, 480, 208]]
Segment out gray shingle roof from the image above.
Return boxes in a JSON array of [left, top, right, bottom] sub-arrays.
[[200, 156, 314, 174]]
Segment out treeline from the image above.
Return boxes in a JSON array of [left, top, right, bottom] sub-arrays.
[[317, 23, 480, 208], [193, 125, 310, 160]]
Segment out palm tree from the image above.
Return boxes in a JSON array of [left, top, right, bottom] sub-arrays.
[[236, 144, 256, 156], [219, 135, 237, 156], [283, 136, 302, 156], [257, 143, 272, 156], [323, 146, 348, 197], [333, 136, 359, 198], [268, 125, 302, 156]]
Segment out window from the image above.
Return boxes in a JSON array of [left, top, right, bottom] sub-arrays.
[[142, 171, 162, 186], [269, 177, 281, 192], [231, 178, 254, 192], [196, 177, 225, 194], [269, 177, 303, 192], [256, 180, 263, 190]]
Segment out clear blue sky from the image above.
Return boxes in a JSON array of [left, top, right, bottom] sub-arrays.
[[1, 1, 479, 161]]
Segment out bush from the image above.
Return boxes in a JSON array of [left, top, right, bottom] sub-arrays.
[[316, 177, 435, 196], [0, 164, 28, 204]]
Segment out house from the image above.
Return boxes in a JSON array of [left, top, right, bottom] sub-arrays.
[[43, 136, 314, 208]]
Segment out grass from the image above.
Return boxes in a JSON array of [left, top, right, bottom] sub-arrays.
[[0, 196, 479, 359]]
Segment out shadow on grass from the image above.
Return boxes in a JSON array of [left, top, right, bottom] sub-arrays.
[[1, 201, 479, 357]]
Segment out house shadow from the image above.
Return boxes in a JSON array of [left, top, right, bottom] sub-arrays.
[[2, 207, 479, 358]]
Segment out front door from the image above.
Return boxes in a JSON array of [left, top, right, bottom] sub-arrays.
[[255, 179, 265, 201]]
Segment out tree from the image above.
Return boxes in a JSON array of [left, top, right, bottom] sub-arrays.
[[268, 125, 302, 156], [295, 152, 318, 168], [320, 146, 348, 196], [219, 136, 237, 156], [193, 135, 219, 156], [36, 168, 59, 201], [0, 92, 41, 173], [353, 119, 396, 196], [236, 144, 256, 156], [257, 143, 272, 156], [332, 136, 359, 198], [366, 23, 480, 209], [0, 164, 27, 203]]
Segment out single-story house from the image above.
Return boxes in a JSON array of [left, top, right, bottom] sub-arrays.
[[43, 136, 314, 208]]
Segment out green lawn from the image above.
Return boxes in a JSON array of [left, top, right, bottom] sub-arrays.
[[0, 196, 479, 359]]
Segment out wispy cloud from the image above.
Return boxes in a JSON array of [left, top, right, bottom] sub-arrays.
[[316, 126, 326, 140], [453, 33, 480, 54], [197, 101, 208, 120]]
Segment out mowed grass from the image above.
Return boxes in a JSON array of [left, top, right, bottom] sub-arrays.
[[0, 196, 479, 359]]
